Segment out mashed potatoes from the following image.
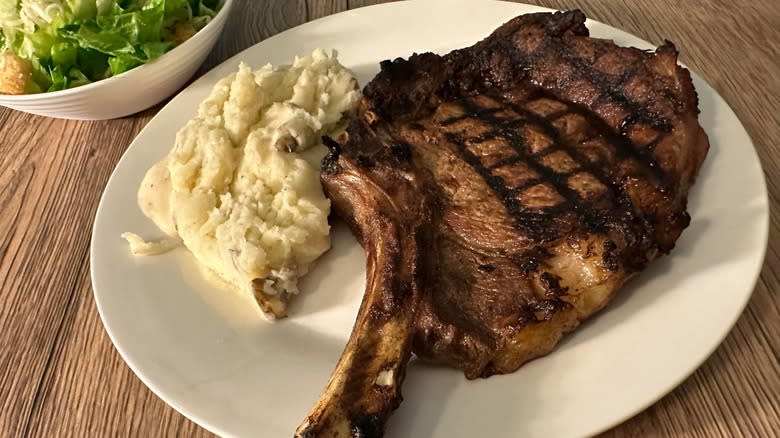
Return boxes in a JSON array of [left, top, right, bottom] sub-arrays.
[[124, 49, 360, 319]]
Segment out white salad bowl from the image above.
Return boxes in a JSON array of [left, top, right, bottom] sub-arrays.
[[0, 0, 234, 120]]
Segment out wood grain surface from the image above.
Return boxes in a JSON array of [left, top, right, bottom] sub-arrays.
[[0, 0, 777, 437]]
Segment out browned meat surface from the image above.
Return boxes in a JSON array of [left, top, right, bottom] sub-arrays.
[[296, 10, 709, 438]]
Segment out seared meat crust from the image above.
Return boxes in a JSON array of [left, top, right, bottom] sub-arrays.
[[297, 10, 709, 437]]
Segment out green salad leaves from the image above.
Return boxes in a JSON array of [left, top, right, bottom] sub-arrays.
[[0, 0, 221, 92]]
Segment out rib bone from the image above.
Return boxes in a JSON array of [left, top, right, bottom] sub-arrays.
[[295, 149, 430, 437]]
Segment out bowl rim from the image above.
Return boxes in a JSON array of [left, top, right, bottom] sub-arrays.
[[0, 0, 234, 102]]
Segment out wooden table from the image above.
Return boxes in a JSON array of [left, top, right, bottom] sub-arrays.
[[1, 1, 777, 436]]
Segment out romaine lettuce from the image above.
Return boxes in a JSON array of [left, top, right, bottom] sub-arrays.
[[0, 0, 221, 92]]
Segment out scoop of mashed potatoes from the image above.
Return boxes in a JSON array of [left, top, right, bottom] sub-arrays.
[[126, 49, 360, 319]]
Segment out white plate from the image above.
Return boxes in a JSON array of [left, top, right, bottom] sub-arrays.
[[91, 1, 769, 437]]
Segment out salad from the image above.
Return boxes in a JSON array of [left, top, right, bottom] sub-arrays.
[[0, 0, 222, 94]]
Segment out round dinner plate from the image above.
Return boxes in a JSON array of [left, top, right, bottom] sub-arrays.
[[91, 1, 769, 437]]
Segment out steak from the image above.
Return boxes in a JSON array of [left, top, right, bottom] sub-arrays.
[[296, 10, 709, 437]]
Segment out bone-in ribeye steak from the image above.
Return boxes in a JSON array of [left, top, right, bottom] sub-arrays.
[[295, 10, 709, 437]]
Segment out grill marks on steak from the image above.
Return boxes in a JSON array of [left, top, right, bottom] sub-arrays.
[[396, 91, 653, 378], [438, 94, 642, 243], [297, 10, 709, 437]]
